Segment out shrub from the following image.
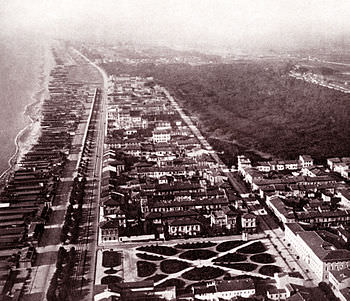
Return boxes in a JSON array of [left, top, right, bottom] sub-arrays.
[[259, 265, 282, 276], [102, 251, 121, 268], [145, 274, 168, 282], [216, 240, 246, 252], [318, 282, 340, 301], [101, 275, 122, 285], [215, 262, 258, 272], [237, 242, 267, 254], [136, 253, 165, 261], [179, 249, 217, 260], [137, 245, 178, 256], [137, 261, 157, 277], [250, 253, 275, 264], [213, 252, 247, 263], [160, 259, 191, 274], [182, 267, 225, 281], [156, 278, 186, 290]]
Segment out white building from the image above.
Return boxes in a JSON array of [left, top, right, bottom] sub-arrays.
[[194, 279, 255, 301], [299, 155, 313, 168], [241, 213, 257, 233], [329, 267, 350, 301], [285, 223, 350, 282], [152, 129, 171, 143]]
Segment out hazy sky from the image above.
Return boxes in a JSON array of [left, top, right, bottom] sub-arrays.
[[1, 0, 350, 50]]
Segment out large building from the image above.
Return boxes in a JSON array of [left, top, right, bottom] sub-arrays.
[[285, 223, 350, 282], [194, 279, 255, 300]]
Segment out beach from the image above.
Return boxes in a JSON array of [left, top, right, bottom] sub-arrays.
[[0, 38, 55, 183]]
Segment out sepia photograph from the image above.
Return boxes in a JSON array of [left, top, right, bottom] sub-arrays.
[[0, 1, 349, 300]]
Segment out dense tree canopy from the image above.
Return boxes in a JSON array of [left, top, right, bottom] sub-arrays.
[[103, 61, 350, 160]]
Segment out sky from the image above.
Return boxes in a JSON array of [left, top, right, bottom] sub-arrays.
[[1, 0, 350, 51]]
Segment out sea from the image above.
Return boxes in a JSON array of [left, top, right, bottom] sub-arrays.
[[0, 34, 54, 179]]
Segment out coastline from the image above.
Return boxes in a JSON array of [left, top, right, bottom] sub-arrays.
[[0, 42, 55, 183]]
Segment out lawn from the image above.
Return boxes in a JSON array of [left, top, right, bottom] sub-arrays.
[[136, 253, 165, 261], [237, 242, 267, 254], [137, 245, 178, 256], [137, 261, 157, 277], [259, 265, 282, 276], [145, 274, 168, 282], [179, 249, 217, 260], [182, 267, 225, 281], [250, 253, 275, 264], [160, 259, 191, 274], [216, 262, 258, 272], [102, 250, 121, 268], [216, 240, 246, 252], [156, 278, 186, 290], [213, 252, 247, 263], [101, 275, 122, 285]]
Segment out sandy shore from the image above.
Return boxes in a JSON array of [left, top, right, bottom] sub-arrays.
[[0, 41, 55, 182]]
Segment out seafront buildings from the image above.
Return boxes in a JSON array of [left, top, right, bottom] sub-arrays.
[[0, 44, 103, 300]]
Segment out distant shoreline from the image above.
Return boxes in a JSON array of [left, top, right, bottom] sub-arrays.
[[0, 43, 54, 183]]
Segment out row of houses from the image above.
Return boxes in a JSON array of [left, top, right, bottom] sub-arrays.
[[328, 157, 350, 179], [238, 154, 314, 174], [98, 76, 258, 243], [0, 50, 96, 298]]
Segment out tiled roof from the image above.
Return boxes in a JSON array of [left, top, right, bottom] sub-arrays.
[[150, 198, 228, 209], [169, 217, 201, 226], [298, 231, 350, 262], [216, 279, 254, 292], [100, 219, 120, 229], [145, 210, 198, 220]]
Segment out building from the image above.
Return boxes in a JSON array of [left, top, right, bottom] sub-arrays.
[[241, 213, 257, 233], [237, 155, 252, 174], [327, 158, 341, 171], [100, 219, 119, 242], [285, 160, 299, 170], [194, 279, 255, 300], [296, 209, 350, 228], [266, 196, 295, 224], [284, 223, 350, 282], [256, 161, 271, 173], [168, 217, 202, 237], [329, 267, 350, 301], [94, 280, 176, 301], [299, 155, 313, 168], [210, 209, 238, 230], [266, 287, 288, 300], [152, 129, 171, 143]]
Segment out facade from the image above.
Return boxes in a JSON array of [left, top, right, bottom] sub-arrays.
[[266, 196, 295, 224], [152, 129, 171, 143], [241, 213, 257, 233], [267, 287, 288, 300], [210, 209, 238, 230], [168, 217, 202, 237], [94, 280, 176, 301], [299, 155, 313, 168], [100, 219, 119, 241], [284, 223, 350, 282], [329, 268, 350, 301], [194, 279, 255, 300]]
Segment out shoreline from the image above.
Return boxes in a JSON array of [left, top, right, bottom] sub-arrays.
[[0, 42, 55, 183]]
